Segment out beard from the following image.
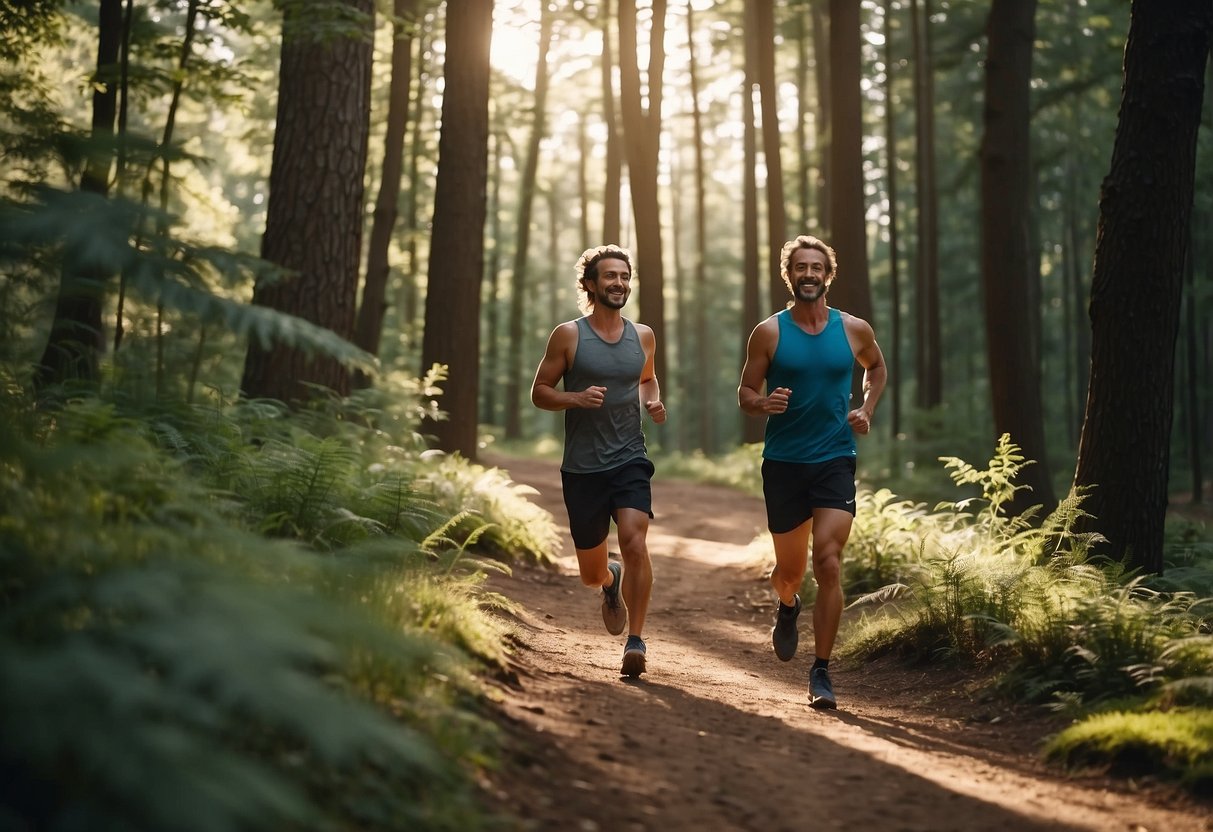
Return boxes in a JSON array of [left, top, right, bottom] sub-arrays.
[[596, 288, 628, 309], [794, 280, 826, 303]]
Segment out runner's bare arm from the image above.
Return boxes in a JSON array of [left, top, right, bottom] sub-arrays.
[[738, 317, 789, 416], [531, 323, 606, 411]]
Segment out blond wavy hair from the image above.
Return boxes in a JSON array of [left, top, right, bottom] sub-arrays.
[[779, 235, 838, 295]]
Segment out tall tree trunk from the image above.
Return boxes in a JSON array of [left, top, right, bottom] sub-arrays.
[[794, 5, 812, 230], [882, 0, 902, 442], [240, 0, 374, 404], [34, 0, 122, 392], [910, 0, 941, 409], [1183, 238, 1203, 503], [354, 0, 417, 389], [420, 0, 493, 458], [617, 0, 668, 388], [756, 0, 788, 313], [828, 0, 875, 403], [687, 0, 713, 453], [980, 0, 1055, 515], [811, 0, 830, 235], [481, 130, 504, 426], [578, 114, 590, 249], [504, 1, 554, 441], [401, 25, 430, 351], [1073, 0, 1212, 572], [600, 0, 622, 244], [670, 147, 689, 451], [741, 1, 764, 445]]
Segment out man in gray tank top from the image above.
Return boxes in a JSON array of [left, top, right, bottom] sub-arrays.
[[531, 245, 667, 678]]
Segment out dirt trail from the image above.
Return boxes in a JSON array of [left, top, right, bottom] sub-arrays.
[[480, 453, 1212, 832]]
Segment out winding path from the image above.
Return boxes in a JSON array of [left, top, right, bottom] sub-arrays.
[[481, 453, 1211, 832]]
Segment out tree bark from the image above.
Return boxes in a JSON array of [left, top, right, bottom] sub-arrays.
[[828, 0, 875, 402], [980, 0, 1055, 515], [1073, 0, 1212, 572], [617, 0, 669, 388], [419, 0, 493, 458], [910, 0, 941, 409], [883, 0, 903, 442], [241, 0, 375, 404], [741, 1, 764, 445], [755, 0, 788, 313], [600, 0, 622, 245], [354, 0, 417, 389], [687, 0, 714, 453]]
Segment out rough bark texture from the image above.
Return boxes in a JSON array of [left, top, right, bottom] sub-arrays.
[[827, 0, 875, 402], [241, 0, 374, 404], [1074, 0, 1212, 572], [419, 0, 493, 459], [980, 0, 1056, 514], [617, 0, 668, 389]]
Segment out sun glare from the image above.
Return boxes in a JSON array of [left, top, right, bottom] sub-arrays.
[[491, 2, 542, 87]]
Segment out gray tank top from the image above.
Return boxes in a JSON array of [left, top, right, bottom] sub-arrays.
[[561, 317, 648, 473]]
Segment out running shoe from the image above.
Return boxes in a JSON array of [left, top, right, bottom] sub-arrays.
[[808, 666, 837, 709], [601, 560, 627, 635], [621, 634, 647, 678], [771, 594, 801, 661]]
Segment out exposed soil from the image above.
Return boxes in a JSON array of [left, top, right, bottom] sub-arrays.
[[479, 452, 1213, 832]]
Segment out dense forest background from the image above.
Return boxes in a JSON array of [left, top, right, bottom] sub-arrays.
[[3, 0, 1212, 561], [4, 3, 1213, 826]]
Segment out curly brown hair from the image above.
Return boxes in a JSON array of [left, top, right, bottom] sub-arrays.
[[574, 245, 634, 314]]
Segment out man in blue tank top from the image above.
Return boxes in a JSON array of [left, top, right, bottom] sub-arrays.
[[738, 235, 887, 709], [531, 245, 667, 678]]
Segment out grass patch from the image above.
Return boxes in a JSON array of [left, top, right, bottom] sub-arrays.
[[1044, 708, 1213, 791]]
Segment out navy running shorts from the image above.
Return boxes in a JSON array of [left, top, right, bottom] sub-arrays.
[[761, 455, 857, 534], [560, 458, 655, 550]]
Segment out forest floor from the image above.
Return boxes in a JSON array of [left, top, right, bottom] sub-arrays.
[[478, 452, 1213, 832]]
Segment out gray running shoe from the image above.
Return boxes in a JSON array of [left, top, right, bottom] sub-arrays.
[[601, 560, 627, 635], [771, 594, 801, 661], [621, 635, 647, 678], [809, 666, 837, 709]]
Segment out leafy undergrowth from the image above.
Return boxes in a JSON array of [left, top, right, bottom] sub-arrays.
[[713, 434, 1213, 795], [0, 376, 558, 831]]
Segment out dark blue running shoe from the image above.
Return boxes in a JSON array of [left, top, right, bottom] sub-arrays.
[[601, 560, 627, 635], [809, 666, 837, 709], [621, 634, 646, 678], [771, 594, 801, 661]]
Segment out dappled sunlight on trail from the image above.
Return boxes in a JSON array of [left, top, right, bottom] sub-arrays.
[[480, 454, 1211, 832]]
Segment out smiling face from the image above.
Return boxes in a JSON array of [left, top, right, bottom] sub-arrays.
[[585, 257, 632, 310], [787, 247, 832, 303]]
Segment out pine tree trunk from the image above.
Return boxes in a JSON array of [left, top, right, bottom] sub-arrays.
[[35, 0, 122, 392], [1074, 0, 1212, 571], [241, 0, 375, 404], [420, 0, 493, 458]]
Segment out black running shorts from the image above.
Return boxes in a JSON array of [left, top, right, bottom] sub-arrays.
[[761, 455, 857, 534], [560, 458, 655, 550]]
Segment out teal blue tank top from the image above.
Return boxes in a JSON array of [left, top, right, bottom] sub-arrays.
[[561, 317, 648, 473], [763, 307, 856, 463]]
